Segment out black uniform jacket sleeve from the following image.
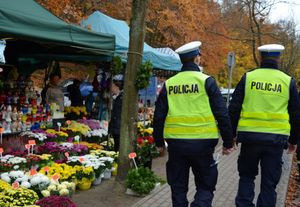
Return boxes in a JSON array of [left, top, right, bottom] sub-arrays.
[[153, 77, 233, 148], [153, 84, 168, 148], [206, 77, 233, 148]]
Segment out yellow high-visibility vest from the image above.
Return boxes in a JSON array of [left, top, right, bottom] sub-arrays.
[[164, 71, 219, 139], [237, 68, 291, 135]]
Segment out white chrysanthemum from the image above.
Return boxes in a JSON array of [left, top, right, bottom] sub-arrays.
[[59, 188, 69, 196], [1, 175, 11, 183], [21, 181, 31, 188], [47, 184, 56, 191], [41, 190, 50, 197], [9, 170, 24, 178]]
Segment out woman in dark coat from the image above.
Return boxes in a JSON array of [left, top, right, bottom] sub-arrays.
[[108, 75, 123, 152]]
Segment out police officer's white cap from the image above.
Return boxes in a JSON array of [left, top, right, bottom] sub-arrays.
[[175, 41, 202, 58], [258, 44, 285, 57], [112, 74, 123, 81]]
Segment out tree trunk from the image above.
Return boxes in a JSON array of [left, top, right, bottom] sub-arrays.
[[116, 0, 149, 182]]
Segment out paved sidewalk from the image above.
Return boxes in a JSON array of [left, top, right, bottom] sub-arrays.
[[132, 147, 293, 207]]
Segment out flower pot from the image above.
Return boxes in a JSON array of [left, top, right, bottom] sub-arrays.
[[93, 176, 102, 186], [77, 181, 92, 191], [112, 163, 118, 176], [103, 169, 112, 179]]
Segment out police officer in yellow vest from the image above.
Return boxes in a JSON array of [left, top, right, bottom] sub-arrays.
[[153, 41, 234, 207], [229, 44, 300, 207]]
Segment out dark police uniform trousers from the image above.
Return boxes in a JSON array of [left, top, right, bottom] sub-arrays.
[[236, 143, 284, 207], [167, 141, 218, 207]]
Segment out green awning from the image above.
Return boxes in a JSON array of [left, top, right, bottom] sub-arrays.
[[0, 0, 115, 56]]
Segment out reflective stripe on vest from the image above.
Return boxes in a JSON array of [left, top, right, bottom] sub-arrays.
[[164, 71, 219, 139], [237, 68, 291, 135]]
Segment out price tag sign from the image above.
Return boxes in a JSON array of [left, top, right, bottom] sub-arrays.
[[0, 128, 4, 133], [79, 157, 85, 163], [64, 152, 69, 158], [128, 152, 137, 159], [12, 182, 20, 189], [28, 140, 36, 145], [51, 174, 60, 182], [29, 169, 37, 176], [44, 166, 50, 173], [128, 152, 138, 169], [0, 148, 3, 153]]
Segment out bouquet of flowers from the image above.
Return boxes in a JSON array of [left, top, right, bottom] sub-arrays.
[[36, 195, 76, 207], [135, 124, 159, 168]]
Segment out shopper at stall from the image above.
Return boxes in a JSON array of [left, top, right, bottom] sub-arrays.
[[45, 74, 64, 111], [67, 79, 83, 106], [108, 74, 124, 152]]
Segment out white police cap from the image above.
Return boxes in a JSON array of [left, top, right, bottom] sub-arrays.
[[258, 44, 285, 57], [112, 74, 123, 81], [175, 41, 202, 58]]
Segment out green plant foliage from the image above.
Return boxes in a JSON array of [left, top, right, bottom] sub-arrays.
[[136, 61, 153, 90], [125, 167, 160, 195], [111, 56, 123, 75]]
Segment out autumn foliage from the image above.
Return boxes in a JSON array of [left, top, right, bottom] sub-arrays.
[[36, 0, 300, 86]]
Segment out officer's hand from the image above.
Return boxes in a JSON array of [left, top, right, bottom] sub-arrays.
[[222, 147, 234, 155], [287, 144, 297, 154], [157, 147, 166, 157]]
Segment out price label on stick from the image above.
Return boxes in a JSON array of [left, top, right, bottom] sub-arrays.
[[64, 152, 69, 158], [52, 174, 60, 182], [12, 182, 19, 189], [44, 166, 50, 173], [29, 169, 37, 176], [0, 148, 3, 153], [28, 140, 36, 145], [128, 152, 138, 169]]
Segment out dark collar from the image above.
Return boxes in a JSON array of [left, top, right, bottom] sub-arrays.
[[181, 62, 201, 72], [260, 60, 279, 69]]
